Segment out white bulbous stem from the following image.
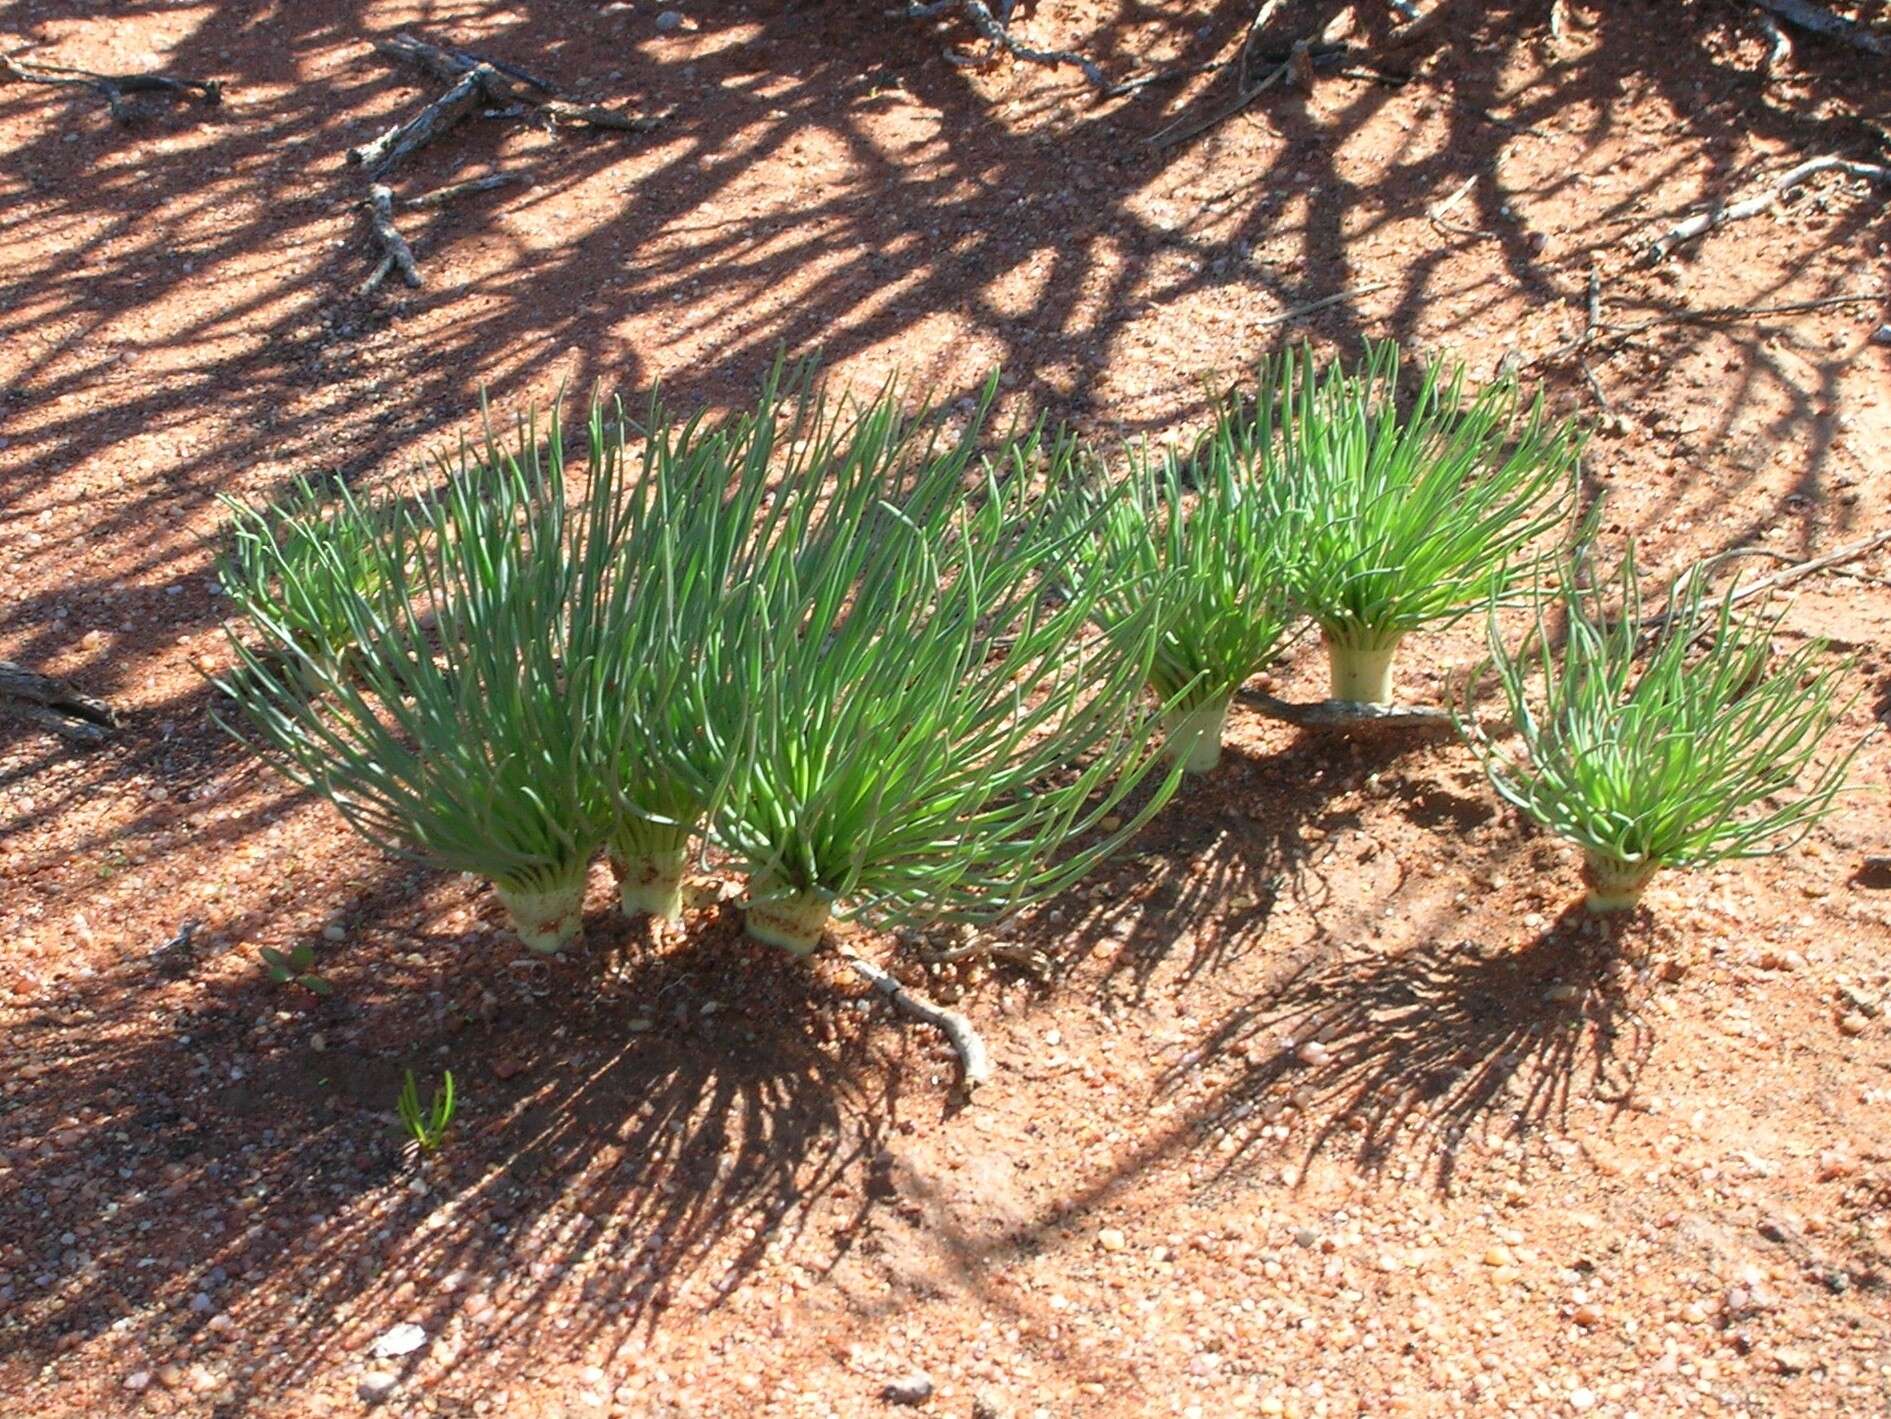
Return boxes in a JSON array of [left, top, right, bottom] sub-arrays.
[[1324, 633, 1402, 704], [492, 871, 588, 954], [608, 820, 694, 922], [1582, 853, 1659, 914], [1166, 697, 1232, 774], [744, 878, 834, 957]]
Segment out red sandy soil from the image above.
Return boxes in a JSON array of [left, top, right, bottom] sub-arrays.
[[2, 2, 1889, 1417]]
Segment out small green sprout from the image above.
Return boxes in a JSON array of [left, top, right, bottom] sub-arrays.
[[1461, 547, 1863, 912], [258, 943, 333, 996], [396, 1069, 456, 1153]]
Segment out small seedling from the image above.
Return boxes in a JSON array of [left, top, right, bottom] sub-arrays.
[[258, 944, 333, 995], [396, 1069, 456, 1153]]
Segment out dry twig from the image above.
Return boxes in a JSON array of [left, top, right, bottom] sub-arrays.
[[1639, 529, 1891, 638], [1253, 280, 1391, 328], [894, 1, 1107, 89], [1641, 154, 1891, 263], [0, 660, 117, 745], [841, 949, 992, 1089], [1745, 0, 1891, 57], [365, 184, 422, 290], [349, 62, 491, 175], [1530, 289, 1887, 367], [1147, 58, 1288, 149], [0, 54, 221, 121], [1235, 687, 1458, 737], [371, 34, 669, 130], [348, 35, 663, 292], [356, 174, 522, 295]]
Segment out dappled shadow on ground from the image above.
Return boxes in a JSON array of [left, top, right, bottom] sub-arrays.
[[1030, 721, 1457, 1003], [0, 873, 903, 1411], [2, 0, 1885, 720], [1163, 903, 1656, 1191]]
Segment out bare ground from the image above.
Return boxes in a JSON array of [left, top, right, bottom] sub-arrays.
[[2, 2, 1889, 1417]]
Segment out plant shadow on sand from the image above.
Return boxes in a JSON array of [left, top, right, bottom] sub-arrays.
[[1022, 718, 1462, 1005], [1, 865, 919, 1411], [1162, 901, 1659, 1194]]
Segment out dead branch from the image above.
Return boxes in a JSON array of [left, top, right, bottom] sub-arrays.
[[399, 171, 527, 208], [1699, 544, 1891, 590], [347, 36, 662, 294], [1577, 268, 1614, 412], [365, 184, 422, 291], [1639, 529, 1891, 638], [348, 63, 490, 175], [1103, 58, 1227, 99], [371, 32, 670, 129], [0, 54, 221, 121], [1641, 154, 1891, 263], [356, 173, 522, 293], [913, 934, 1053, 975], [0, 660, 117, 744], [1745, 0, 1891, 57], [1148, 58, 1288, 149], [925, 0, 1109, 89], [1384, 0, 1459, 51], [1755, 8, 1794, 70], [1530, 289, 1888, 366], [1427, 172, 1493, 238], [1235, 687, 1459, 737], [1712, 529, 1891, 609], [841, 949, 992, 1089], [1148, 38, 1398, 150], [1253, 280, 1391, 328]]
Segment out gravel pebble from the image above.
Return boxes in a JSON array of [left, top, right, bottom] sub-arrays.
[[357, 1371, 399, 1405], [370, 1322, 426, 1359], [882, 1371, 934, 1405]]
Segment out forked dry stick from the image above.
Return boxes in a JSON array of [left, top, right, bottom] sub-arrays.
[[365, 184, 422, 290], [0, 54, 222, 121], [1529, 289, 1887, 367], [1641, 155, 1891, 264], [1235, 687, 1458, 737], [1638, 529, 1891, 640], [347, 35, 664, 292], [371, 33, 671, 131], [356, 175, 524, 295], [348, 63, 493, 174]]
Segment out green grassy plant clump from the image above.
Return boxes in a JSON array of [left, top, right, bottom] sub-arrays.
[[217, 409, 626, 953], [1078, 422, 1300, 774], [218, 475, 412, 677], [585, 376, 793, 922], [1259, 342, 1583, 704], [1461, 549, 1861, 912], [707, 377, 1185, 956]]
